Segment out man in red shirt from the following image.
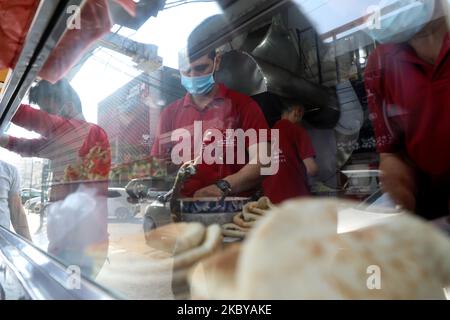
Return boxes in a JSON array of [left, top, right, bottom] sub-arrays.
[[365, 0, 450, 219], [263, 100, 318, 204], [151, 15, 272, 199], [0, 79, 111, 276]]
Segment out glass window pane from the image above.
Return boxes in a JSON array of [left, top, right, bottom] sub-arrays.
[[0, 0, 449, 300]]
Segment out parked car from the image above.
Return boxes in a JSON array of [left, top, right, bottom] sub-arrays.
[[20, 188, 43, 204], [33, 201, 49, 214], [107, 188, 139, 220], [24, 196, 41, 211]]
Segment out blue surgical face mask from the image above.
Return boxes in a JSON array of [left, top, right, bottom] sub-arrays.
[[367, 0, 435, 44], [181, 72, 216, 96], [180, 60, 216, 96]]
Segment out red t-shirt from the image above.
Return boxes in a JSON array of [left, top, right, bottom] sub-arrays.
[[151, 84, 270, 197], [365, 33, 450, 177], [365, 33, 450, 217], [262, 119, 316, 204]]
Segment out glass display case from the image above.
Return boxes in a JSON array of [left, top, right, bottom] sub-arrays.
[[0, 0, 449, 300]]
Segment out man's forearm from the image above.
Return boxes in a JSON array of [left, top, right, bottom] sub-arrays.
[[303, 157, 319, 177], [224, 142, 272, 194], [11, 210, 32, 241], [224, 163, 263, 195], [14, 225, 32, 241], [0, 134, 41, 157], [10, 196, 32, 241], [0, 134, 10, 149], [193, 142, 271, 197]]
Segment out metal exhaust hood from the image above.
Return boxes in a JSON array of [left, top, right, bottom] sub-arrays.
[[215, 14, 340, 129]]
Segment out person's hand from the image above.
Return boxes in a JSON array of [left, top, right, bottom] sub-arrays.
[[193, 184, 223, 199], [379, 153, 418, 212], [0, 134, 9, 148]]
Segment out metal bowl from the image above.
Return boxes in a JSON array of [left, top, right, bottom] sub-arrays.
[[178, 197, 250, 214], [143, 197, 251, 232]]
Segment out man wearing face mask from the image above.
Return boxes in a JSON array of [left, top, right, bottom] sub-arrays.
[[364, 0, 450, 219], [151, 15, 271, 199]]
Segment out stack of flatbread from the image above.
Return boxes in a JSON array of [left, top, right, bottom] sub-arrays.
[[189, 198, 450, 299], [189, 243, 241, 299], [222, 197, 274, 238], [145, 222, 222, 299]]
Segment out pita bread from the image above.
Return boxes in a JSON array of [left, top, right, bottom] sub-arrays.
[[222, 223, 249, 239], [242, 211, 263, 221], [174, 223, 206, 255], [242, 197, 273, 220], [189, 243, 241, 299], [222, 197, 274, 239], [234, 198, 450, 299], [171, 267, 193, 300], [233, 212, 256, 228], [173, 224, 222, 270], [256, 196, 274, 210], [222, 229, 246, 239], [171, 223, 222, 300], [145, 222, 205, 255]]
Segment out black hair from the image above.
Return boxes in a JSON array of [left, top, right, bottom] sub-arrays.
[[207, 50, 217, 61], [29, 79, 83, 118], [280, 97, 305, 114], [187, 14, 227, 62], [251, 92, 284, 128]]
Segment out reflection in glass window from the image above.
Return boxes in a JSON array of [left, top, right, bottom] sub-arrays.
[[0, 0, 449, 300]]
